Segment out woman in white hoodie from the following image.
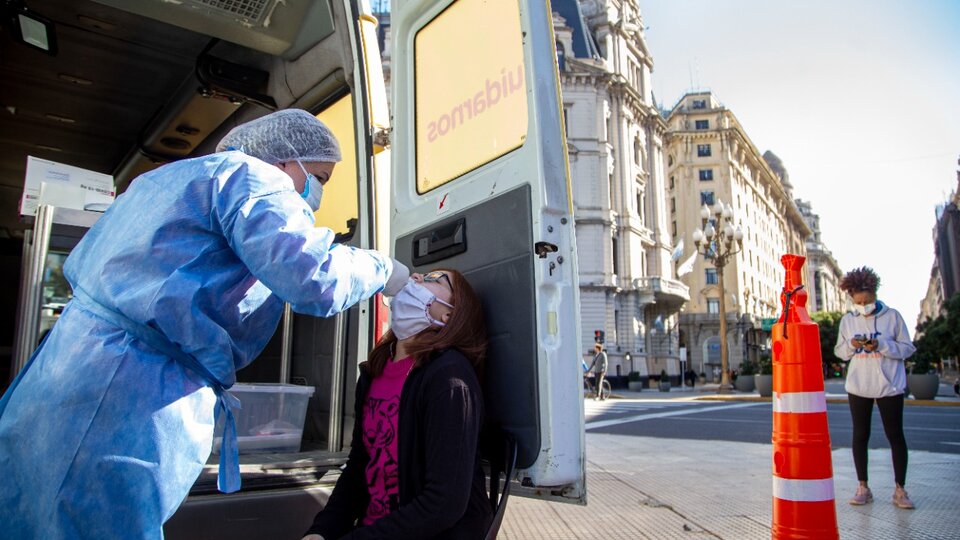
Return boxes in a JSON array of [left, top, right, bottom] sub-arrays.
[[834, 267, 917, 509]]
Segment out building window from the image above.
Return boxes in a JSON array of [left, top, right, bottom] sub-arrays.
[[556, 41, 566, 72], [670, 197, 676, 213], [700, 190, 715, 206], [563, 107, 570, 136], [671, 221, 677, 236], [699, 169, 713, 181], [707, 299, 720, 314], [705, 268, 718, 284], [668, 155, 674, 166], [612, 236, 619, 275], [636, 188, 645, 220], [697, 144, 711, 157], [669, 176, 675, 189], [692, 99, 707, 109], [695, 119, 709, 129]]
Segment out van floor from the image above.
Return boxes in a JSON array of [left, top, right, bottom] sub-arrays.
[[191, 450, 348, 495]]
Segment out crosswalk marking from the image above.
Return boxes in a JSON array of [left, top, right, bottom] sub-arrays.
[[585, 402, 763, 430]]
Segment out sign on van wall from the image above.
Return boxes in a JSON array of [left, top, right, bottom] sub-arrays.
[[20, 156, 115, 216], [414, 0, 527, 193]]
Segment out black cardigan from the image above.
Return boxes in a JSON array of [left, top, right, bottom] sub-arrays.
[[306, 349, 492, 539]]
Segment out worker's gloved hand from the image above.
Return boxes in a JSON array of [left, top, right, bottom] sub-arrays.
[[382, 258, 410, 297], [301, 535, 324, 540]]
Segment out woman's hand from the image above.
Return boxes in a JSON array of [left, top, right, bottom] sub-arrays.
[[863, 339, 878, 352], [301, 535, 324, 540]]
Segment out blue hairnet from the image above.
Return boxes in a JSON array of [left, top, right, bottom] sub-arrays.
[[216, 109, 342, 164]]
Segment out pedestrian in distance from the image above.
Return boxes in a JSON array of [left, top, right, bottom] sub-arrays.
[[0, 109, 410, 539], [834, 267, 917, 509], [589, 343, 608, 401], [302, 269, 491, 539]]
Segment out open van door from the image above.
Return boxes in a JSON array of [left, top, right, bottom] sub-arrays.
[[389, 0, 585, 503]]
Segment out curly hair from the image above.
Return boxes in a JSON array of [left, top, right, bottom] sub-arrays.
[[840, 266, 880, 294]]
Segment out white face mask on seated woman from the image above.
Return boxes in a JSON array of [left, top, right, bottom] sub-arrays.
[[389, 279, 454, 340]]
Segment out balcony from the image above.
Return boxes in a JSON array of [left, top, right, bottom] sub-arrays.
[[633, 276, 690, 309]]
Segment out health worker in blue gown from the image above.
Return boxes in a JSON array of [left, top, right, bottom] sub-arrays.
[[0, 109, 410, 539]]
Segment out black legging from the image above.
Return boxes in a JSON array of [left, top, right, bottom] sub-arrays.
[[848, 392, 908, 486]]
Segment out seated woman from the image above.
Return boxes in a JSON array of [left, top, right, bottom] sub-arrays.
[[302, 269, 491, 540]]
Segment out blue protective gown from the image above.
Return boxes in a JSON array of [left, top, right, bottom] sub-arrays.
[[0, 152, 392, 539]]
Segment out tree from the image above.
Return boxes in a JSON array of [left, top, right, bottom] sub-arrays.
[[914, 293, 960, 374], [811, 311, 844, 378]]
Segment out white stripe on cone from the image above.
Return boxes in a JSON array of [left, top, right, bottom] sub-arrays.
[[772, 391, 827, 414], [773, 476, 835, 502]]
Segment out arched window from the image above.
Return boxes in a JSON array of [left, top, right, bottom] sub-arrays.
[[668, 154, 674, 167]]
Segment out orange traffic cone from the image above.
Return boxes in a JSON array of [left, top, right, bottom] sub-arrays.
[[770, 254, 839, 540]]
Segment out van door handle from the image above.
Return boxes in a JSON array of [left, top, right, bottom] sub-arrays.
[[412, 218, 467, 266]]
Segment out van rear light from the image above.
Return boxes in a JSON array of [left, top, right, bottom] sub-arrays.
[[373, 293, 390, 343]]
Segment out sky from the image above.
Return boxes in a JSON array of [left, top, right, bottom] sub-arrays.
[[639, 0, 960, 329]]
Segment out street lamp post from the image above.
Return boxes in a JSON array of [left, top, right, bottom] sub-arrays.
[[692, 200, 744, 394]]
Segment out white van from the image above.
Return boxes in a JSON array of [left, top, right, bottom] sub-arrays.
[[2, 0, 585, 537]]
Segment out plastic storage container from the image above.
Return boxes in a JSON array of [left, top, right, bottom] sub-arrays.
[[213, 383, 315, 454]]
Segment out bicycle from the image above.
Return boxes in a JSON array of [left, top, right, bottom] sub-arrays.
[[583, 373, 611, 401]]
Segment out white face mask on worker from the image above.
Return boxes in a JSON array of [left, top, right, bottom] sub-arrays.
[[852, 303, 875, 316]]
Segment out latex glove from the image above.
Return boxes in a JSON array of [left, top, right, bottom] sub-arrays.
[[382, 258, 410, 297]]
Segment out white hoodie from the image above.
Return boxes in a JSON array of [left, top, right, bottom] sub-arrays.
[[835, 301, 916, 398]]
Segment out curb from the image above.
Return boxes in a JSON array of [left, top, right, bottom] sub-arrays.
[[693, 395, 960, 407]]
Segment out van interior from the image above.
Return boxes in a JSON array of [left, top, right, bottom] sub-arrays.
[[2, 1, 379, 536]]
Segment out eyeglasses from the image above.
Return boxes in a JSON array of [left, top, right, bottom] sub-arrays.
[[423, 270, 454, 292]]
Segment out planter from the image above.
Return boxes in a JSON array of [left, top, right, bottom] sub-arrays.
[[628, 381, 644, 392], [698, 375, 706, 385], [658, 380, 671, 392], [734, 375, 755, 393], [754, 374, 773, 397], [907, 373, 939, 400]]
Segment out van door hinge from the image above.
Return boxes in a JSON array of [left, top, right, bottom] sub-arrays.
[[373, 128, 391, 151]]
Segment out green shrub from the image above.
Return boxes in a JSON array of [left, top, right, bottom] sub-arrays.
[[757, 353, 773, 375], [628, 371, 642, 382], [739, 360, 757, 376]]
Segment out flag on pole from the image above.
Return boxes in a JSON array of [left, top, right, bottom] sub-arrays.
[[677, 251, 698, 277], [671, 239, 685, 261]]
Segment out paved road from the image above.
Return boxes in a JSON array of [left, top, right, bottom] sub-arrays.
[[499, 394, 960, 539], [584, 399, 960, 454]]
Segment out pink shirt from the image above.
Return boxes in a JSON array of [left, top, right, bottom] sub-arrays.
[[361, 356, 414, 526]]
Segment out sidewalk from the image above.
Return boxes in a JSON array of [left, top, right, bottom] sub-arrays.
[[612, 378, 960, 405], [499, 381, 960, 539]]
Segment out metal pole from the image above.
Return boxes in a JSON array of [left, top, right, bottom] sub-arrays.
[[12, 205, 55, 376], [327, 313, 346, 451], [717, 253, 732, 393], [279, 303, 293, 383]]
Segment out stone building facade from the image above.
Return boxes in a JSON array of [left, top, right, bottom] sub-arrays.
[[794, 199, 845, 313], [556, 0, 688, 380], [664, 92, 810, 380]]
